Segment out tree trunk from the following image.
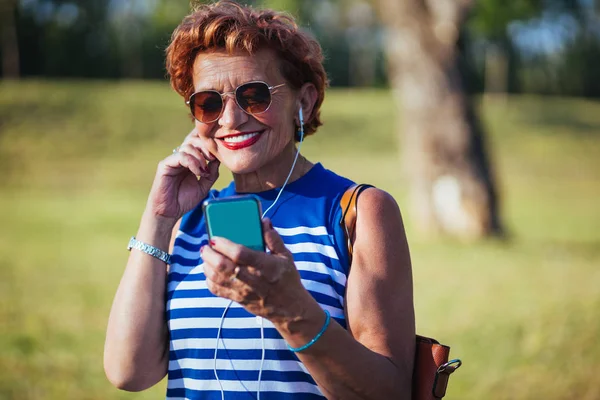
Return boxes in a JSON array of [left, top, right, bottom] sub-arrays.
[[375, 0, 502, 238], [0, 0, 20, 79]]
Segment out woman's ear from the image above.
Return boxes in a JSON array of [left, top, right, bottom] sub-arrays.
[[297, 82, 318, 125]]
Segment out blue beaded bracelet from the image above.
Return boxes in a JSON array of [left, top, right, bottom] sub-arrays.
[[286, 310, 331, 353]]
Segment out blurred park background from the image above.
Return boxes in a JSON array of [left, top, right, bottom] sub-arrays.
[[1, 0, 600, 399]]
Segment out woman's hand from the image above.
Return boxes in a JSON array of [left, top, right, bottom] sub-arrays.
[[145, 128, 220, 224], [201, 218, 316, 324]]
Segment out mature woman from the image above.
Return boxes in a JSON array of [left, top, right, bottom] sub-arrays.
[[104, 1, 415, 399]]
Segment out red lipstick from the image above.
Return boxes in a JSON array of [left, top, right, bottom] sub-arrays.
[[219, 131, 263, 150]]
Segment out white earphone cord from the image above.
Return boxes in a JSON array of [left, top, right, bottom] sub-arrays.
[[214, 300, 233, 400], [260, 109, 305, 219], [215, 109, 305, 400]]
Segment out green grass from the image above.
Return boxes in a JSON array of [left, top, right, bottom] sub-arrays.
[[1, 80, 600, 399]]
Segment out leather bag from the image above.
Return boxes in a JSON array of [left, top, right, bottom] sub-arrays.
[[340, 184, 462, 399]]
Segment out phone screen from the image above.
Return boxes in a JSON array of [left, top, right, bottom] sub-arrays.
[[203, 195, 265, 252]]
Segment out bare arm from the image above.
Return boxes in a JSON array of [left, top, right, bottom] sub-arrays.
[[282, 187, 415, 399], [103, 215, 174, 391], [202, 188, 415, 399], [104, 129, 219, 391]]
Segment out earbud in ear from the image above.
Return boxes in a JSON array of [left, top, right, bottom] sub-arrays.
[[297, 108, 305, 142]]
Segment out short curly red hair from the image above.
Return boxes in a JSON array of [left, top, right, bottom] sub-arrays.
[[165, 0, 328, 136]]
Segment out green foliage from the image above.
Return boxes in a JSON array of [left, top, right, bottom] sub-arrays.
[[518, 24, 600, 97], [467, 0, 582, 40], [468, 0, 543, 39], [1, 81, 600, 399], [6, 0, 600, 96]]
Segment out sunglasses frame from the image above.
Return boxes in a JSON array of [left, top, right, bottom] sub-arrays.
[[186, 81, 286, 124]]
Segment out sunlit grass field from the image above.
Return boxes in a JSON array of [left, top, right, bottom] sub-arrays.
[[1, 80, 599, 399]]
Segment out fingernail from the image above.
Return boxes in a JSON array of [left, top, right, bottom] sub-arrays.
[[209, 239, 216, 247]]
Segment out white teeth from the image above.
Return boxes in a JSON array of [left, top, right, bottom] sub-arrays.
[[223, 132, 260, 143]]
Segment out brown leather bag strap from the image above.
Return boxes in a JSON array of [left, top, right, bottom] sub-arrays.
[[339, 184, 373, 263], [340, 187, 462, 399]]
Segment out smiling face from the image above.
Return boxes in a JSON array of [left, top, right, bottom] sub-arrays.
[[191, 49, 298, 175]]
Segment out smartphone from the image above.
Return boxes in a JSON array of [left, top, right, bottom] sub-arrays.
[[202, 195, 265, 252]]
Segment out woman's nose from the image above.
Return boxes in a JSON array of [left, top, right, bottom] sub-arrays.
[[218, 95, 248, 129]]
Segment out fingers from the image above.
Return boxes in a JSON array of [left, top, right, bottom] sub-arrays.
[[201, 245, 237, 284], [262, 218, 292, 258], [158, 151, 199, 176], [160, 128, 218, 179], [185, 135, 217, 161], [205, 274, 261, 306], [208, 236, 264, 267], [162, 151, 207, 178], [205, 158, 220, 181], [161, 141, 219, 180], [198, 159, 220, 193], [176, 139, 212, 178], [202, 245, 263, 302], [203, 241, 269, 290], [203, 226, 304, 314], [178, 152, 206, 178], [178, 144, 209, 173], [209, 232, 290, 284], [182, 128, 217, 161]]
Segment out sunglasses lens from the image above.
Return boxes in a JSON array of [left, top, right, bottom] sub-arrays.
[[236, 82, 272, 114], [191, 91, 222, 122]]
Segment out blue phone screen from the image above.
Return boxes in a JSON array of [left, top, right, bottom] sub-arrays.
[[204, 196, 265, 252]]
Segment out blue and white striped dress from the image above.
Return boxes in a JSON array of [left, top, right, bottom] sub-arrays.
[[167, 163, 354, 399]]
